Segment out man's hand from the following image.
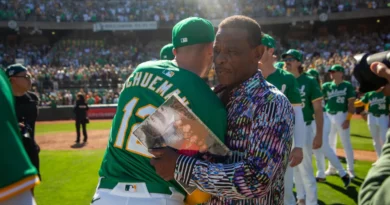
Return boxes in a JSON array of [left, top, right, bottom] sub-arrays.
[[149, 147, 180, 181], [371, 62, 390, 96], [342, 120, 350, 129], [289, 147, 303, 167], [312, 134, 322, 150]]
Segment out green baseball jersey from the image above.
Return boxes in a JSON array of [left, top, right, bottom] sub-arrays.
[[266, 68, 302, 105], [0, 70, 39, 202], [98, 60, 227, 196], [296, 73, 323, 122], [322, 81, 356, 113], [361, 91, 390, 116]]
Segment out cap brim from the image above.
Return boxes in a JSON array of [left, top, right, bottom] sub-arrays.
[[281, 53, 288, 59]]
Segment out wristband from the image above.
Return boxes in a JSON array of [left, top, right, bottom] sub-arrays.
[[346, 113, 353, 120]]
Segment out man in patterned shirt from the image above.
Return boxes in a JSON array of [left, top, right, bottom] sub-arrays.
[[150, 15, 295, 205]]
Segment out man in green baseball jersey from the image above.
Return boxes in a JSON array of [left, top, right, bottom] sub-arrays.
[[307, 68, 351, 185], [322, 64, 356, 178], [359, 62, 390, 205], [160, 43, 175, 60], [356, 91, 390, 158], [283, 49, 322, 205], [259, 36, 304, 205], [92, 17, 227, 205], [0, 69, 40, 205]]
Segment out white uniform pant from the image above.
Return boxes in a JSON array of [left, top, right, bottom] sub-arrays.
[[284, 122, 318, 205], [367, 113, 388, 158], [314, 114, 347, 178], [326, 112, 354, 172], [91, 181, 185, 205]]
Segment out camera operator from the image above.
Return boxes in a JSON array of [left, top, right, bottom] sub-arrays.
[[359, 62, 390, 205], [6, 64, 41, 193]]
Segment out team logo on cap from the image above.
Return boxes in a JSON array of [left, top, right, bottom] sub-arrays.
[[181, 38, 188, 43]]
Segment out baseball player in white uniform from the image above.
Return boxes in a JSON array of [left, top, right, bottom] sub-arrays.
[[320, 65, 356, 178], [355, 91, 390, 159], [307, 69, 351, 186], [283, 52, 323, 205]]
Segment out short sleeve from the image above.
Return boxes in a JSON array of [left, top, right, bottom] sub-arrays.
[[310, 79, 323, 102], [286, 76, 302, 105]]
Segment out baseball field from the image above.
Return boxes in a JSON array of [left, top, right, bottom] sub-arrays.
[[34, 117, 376, 205]]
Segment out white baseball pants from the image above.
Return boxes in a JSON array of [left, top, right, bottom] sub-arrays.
[[314, 114, 347, 178], [327, 112, 354, 172], [91, 181, 185, 205], [367, 113, 389, 157], [294, 122, 318, 205], [284, 122, 318, 205]]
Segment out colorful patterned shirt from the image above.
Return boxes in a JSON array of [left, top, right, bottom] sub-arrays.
[[174, 71, 294, 205]]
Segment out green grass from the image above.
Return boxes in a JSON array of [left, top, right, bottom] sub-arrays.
[[33, 118, 376, 205], [314, 160, 372, 205], [336, 118, 374, 152], [35, 121, 112, 135], [35, 150, 105, 205], [34, 150, 373, 205]]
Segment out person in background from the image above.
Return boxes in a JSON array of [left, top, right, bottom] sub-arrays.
[[258, 36, 304, 205], [73, 93, 89, 144], [307, 69, 351, 186], [355, 90, 390, 163], [0, 67, 40, 205], [359, 62, 390, 205], [6, 64, 41, 193], [320, 64, 356, 178], [160, 43, 175, 60], [87, 94, 95, 105], [283, 49, 321, 205]]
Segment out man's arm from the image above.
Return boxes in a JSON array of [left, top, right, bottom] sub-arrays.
[[312, 99, 323, 149], [174, 98, 294, 199], [285, 76, 304, 166], [359, 132, 390, 205]]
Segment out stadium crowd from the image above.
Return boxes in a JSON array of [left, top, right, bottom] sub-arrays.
[[1, 30, 390, 106], [1, 0, 390, 23]]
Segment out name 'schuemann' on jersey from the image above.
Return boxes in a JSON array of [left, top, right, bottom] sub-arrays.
[[98, 60, 227, 196]]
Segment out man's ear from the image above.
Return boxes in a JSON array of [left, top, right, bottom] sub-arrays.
[[173, 48, 177, 56], [255, 45, 265, 61]]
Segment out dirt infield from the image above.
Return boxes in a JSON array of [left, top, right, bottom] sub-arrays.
[[36, 129, 377, 162], [36, 119, 112, 125], [36, 130, 110, 150]]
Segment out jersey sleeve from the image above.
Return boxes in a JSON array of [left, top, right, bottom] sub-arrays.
[[360, 93, 369, 104], [286, 75, 302, 106], [321, 83, 328, 100], [347, 83, 356, 100], [310, 79, 323, 103], [0, 73, 40, 202]]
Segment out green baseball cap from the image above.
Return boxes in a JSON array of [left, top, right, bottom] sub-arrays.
[[6, 64, 27, 77], [307, 69, 319, 79], [261, 34, 275, 48], [172, 17, 215, 49], [282, 49, 303, 62], [329, 64, 345, 73], [273, 62, 285, 69], [160, 43, 175, 60]]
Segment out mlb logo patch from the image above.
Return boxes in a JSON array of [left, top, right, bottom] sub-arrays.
[[125, 184, 137, 192], [163, 70, 175, 78], [8, 70, 14, 76], [181, 38, 188, 43]]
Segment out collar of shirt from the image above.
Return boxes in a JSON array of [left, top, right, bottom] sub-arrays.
[[228, 71, 267, 104]]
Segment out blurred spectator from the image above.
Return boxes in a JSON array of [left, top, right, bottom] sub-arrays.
[[1, 0, 389, 23]]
